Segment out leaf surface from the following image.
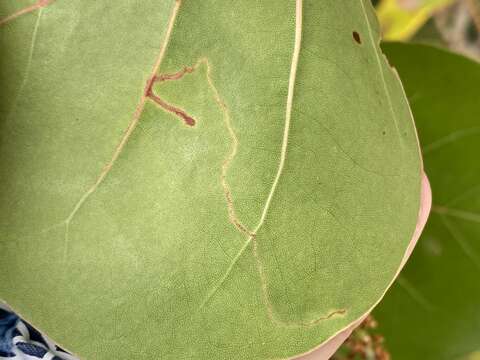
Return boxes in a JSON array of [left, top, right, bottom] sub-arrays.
[[0, 2, 422, 359], [375, 42, 480, 360]]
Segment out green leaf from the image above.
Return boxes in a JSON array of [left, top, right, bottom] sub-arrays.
[[374, 43, 480, 360], [0, 1, 422, 358]]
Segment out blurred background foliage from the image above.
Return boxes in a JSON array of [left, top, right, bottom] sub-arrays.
[[374, 0, 480, 59]]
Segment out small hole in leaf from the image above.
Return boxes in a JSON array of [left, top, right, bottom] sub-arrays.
[[352, 31, 361, 44]]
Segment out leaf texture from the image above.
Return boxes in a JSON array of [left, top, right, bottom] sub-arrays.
[[0, 1, 421, 359]]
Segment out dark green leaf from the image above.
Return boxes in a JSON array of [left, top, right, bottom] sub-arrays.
[[375, 42, 480, 360]]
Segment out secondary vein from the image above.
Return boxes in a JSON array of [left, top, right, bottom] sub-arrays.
[[200, 0, 304, 309], [64, 0, 182, 227], [252, 0, 303, 234], [6, 7, 43, 121], [0, 0, 53, 26]]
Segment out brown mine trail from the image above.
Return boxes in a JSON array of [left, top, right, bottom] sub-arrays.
[[145, 67, 197, 127], [0, 0, 54, 26]]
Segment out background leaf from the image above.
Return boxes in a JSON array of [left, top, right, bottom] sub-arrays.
[[0, 1, 422, 359], [377, 0, 456, 40], [374, 42, 480, 360]]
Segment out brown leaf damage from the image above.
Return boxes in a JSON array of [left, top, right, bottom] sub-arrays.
[[0, 0, 54, 26], [154, 58, 250, 237], [145, 67, 197, 126], [61, 0, 182, 261]]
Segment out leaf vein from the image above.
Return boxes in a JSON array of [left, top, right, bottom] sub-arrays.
[[0, 0, 53, 27], [60, 0, 182, 256]]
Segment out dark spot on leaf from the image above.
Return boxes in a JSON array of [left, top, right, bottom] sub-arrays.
[[382, 131, 386, 135], [352, 31, 361, 44]]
